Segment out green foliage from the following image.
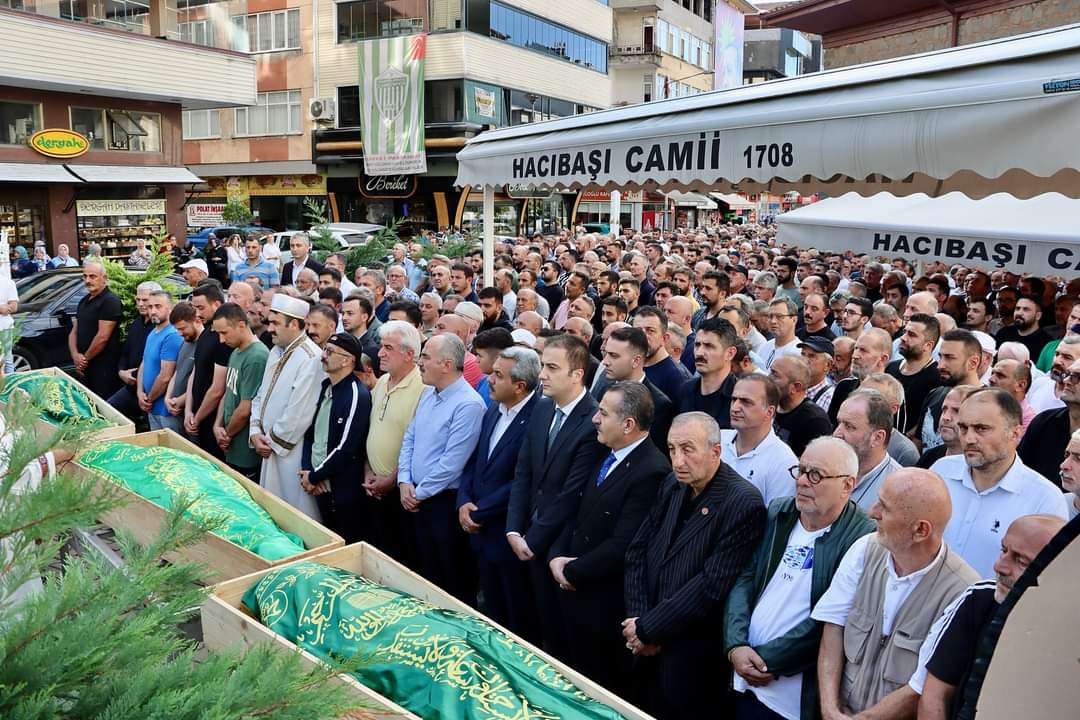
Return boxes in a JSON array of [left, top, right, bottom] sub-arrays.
[[103, 231, 184, 339], [303, 198, 337, 257], [342, 217, 407, 277], [220, 200, 254, 227], [0, 381, 374, 720]]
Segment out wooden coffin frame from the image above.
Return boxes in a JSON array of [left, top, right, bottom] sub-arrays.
[[68, 429, 344, 582], [202, 542, 655, 720], [1, 367, 135, 440]]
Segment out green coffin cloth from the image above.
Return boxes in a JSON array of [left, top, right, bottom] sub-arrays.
[[77, 442, 307, 561], [0, 372, 111, 429], [242, 562, 628, 720]]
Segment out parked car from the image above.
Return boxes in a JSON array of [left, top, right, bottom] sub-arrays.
[[186, 225, 276, 249], [276, 223, 387, 266], [582, 222, 611, 235], [11, 268, 188, 372]]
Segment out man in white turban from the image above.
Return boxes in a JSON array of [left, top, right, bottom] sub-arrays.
[[250, 294, 324, 520]]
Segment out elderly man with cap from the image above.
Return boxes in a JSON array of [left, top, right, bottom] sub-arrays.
[[250, 294, 325, 521], [301, 332, 372, 542], [178, 258, 210, 288], [800, 335, 836, 412]]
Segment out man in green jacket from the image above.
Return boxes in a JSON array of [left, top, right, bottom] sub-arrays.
[[724, 436, 875, 720]]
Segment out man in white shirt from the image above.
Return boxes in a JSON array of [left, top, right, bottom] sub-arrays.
[[761, 297, 800, 370], [1026, 335, 1080, 414], [724, 437, 874, 720], [0, 273, 18, 373], [722, 374, 797, 507], [1059, 429, 1080, 520], [813, 469, 979, 720], [930, 387, 1068, 577]]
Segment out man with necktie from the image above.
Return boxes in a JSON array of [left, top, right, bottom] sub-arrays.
[[549, 381, 670, 695]]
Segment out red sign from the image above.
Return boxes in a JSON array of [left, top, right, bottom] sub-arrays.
[[579, 189, 611, 202]]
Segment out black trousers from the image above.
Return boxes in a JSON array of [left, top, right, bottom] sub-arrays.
[[316, 491, 377, 545], [195, 417, 224, 461], [476, 550, 538, 644], [410, 489, 477, 605], [227, 462, 260, 482], [107, 383, 142, 421], [527, 554, 570, 660], [558, 590, 632, 698], [733, 690, 787, 720]]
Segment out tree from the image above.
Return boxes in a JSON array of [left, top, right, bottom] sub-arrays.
[[103, 231, 184, 339], [0, 382, 372, 719], [220, 200, 254, 227]]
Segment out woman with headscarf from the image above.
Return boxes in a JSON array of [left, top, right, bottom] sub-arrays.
[[11, 246, 36, 279]]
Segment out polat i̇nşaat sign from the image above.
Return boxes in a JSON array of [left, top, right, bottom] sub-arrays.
[[29, 129, 90, 159]]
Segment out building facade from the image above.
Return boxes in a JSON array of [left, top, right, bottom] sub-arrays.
[[0, 3, 255, 260], [764, 0, 1080, 70], [309, 0, 614, 237]]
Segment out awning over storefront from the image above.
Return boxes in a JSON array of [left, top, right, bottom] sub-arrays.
[[64, 165, 203, 184], [711, 192, 754, 210], [0, 162, 82, 183], [456, 23, 1080, 199], [667, 191, 716, 209], [777, 192, 1080, 276]]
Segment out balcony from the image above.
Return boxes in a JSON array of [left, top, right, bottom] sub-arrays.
[[609, 44, 662, 68], [608, 0, 662, 10], [0, 3, 256, 109]]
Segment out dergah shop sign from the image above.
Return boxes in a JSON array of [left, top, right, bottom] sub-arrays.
[[360, 174, 417, 199]]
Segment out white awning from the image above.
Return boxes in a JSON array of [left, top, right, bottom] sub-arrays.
[[456, 23, 1080, 198], [711, 192, 754, 210], [0, 162, 79, 183], [668, 191, 716, 209], [776, 192, 1080, 276], [64, 164, 203, 184]]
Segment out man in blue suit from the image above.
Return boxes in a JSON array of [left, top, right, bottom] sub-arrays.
[[457, 346, 541, 640], [507, 334, 606, 658]]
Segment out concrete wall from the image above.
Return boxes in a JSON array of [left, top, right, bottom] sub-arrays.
[[824, 0, 1080, 69]]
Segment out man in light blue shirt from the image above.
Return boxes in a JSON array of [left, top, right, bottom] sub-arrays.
[[398, 333, 485, 601]]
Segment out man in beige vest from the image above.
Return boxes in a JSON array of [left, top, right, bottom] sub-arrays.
[[812, 468, 979, 720]]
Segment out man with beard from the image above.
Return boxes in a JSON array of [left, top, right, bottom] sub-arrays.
[[931, 388, 1068, 577], [1018, 355, 1080, 486], [995, 294, 1052, 360], [913, 514, 1065, 719], [691, 270, 729, 330], [634, 305, 691, 401], [833, 389, 902, 510], [537, 261, 565, 316], [920, 330, 983, 450], [828, 328, 891, 425], [839, 297, 873, 341], [886, 314, 941, 435]]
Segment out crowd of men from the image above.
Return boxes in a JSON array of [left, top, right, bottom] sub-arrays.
[[58, 226, 1079, 720]]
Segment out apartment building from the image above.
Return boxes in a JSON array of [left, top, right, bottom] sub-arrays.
[[0, 1, 254, 259]]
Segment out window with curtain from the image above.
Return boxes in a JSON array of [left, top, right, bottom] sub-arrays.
[[235, 91, 302, 136], [182, 109, 221, 140], [231, 9, 301, 52]]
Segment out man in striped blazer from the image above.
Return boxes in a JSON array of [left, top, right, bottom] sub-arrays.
[[624, 411, 767, 719]]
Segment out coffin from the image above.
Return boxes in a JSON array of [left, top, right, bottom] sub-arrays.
[[202, 542, 654, 720], [1, 367, 134, 440], [68, 429, 344, 582]]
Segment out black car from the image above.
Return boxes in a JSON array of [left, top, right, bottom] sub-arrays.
[[12, 268, 188, 372]]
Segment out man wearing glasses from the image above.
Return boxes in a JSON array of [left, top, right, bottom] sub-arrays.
[[724, 437, 874, 720], [1018, 356, 1080, 486], [761, 297, 800, 370]]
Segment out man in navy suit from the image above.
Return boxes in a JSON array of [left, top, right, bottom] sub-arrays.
[[550, 381, 670, 696], [507, 333, 606, 658], [624, 411, 767, 719], [458, 346, 541, 639]]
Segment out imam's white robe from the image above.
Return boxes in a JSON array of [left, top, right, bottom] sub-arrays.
[[250, 334, 324, 521]]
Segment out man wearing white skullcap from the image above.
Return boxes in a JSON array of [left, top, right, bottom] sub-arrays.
[[250, 292, 325, 520]]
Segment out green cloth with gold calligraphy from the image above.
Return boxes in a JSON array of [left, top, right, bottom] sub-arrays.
[[0, 371, 111, 429], [242, 562, 628, 720], [77, 441, 307, 561]]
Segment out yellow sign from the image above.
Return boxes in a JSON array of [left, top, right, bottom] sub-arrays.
[[29, 129, 90, 159], [194, 175, 328, 200]]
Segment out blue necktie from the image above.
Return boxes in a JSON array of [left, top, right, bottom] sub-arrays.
[[596, 452, 618, 487]]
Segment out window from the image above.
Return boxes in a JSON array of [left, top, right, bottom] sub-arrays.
[[178, 19, 212, 46], [232, 9, 300, 52], [235, 91, 302, 136], [0, 101, 39, 145], [182, 109, 220, 139], [336, 0, 425, 43], [643, 74, 653, 103], [70, 107, 106, 149], [489, 1, 606, 73], [337, 86, 361, 128], [106, 110, 161, 152]]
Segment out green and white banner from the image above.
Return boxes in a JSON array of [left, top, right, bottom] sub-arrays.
[[358, 33, 427, 176]]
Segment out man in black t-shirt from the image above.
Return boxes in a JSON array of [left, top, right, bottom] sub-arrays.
[[185, 284, 232, 459], [887, 313, 942, 435], [68, 261, 122, 400], [675, 317, 739, 429], [995, 295, 1052, 360], [770, 355, 833, 456], [917, 515, 1065, 719]]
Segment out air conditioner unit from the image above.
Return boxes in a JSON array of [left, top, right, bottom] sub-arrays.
[[309, 97, 336, 123]]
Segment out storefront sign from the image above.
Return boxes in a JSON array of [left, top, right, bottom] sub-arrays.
[[76, 199, 166, 217], [465, 80, 506, 126], [29, 129, 89, 159], [359, 174, 417, 199], [507, 183, 552, 199], [186, 202, 226, 227], [579, 189, 610, 202], [248, 174, 327, 196]]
